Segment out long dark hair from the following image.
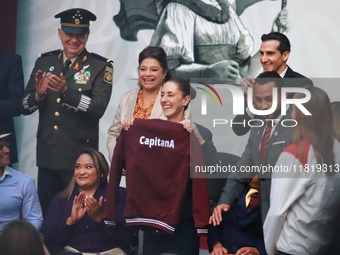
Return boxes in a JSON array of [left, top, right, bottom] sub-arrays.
[[0, 220, 46, 255], [331, 101, 340, 139], [61, 148, 109, 199], [293, 87, 337, 171]]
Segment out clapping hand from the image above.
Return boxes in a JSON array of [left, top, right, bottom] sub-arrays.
[[66, 191, 86, 225], [35, 70, 49, 100], [46, 73, 67, 93], [85, 195, 104, 223]]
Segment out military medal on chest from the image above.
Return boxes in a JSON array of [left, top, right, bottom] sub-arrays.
[[74, 64, 91, 84]]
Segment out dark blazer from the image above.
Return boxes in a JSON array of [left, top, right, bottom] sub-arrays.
[[196, 123, 219, 167], [232, 66, 312, 136], [21, 49, 113, 171], [43, 184, 132, 253], [208, 186, 266, 255], [0, 48, 24, 163], [283, 66, 312, 84], [219, 107, 294, 223]]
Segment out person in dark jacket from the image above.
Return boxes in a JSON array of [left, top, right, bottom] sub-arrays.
[[0, 48, 24, 164], [43, 148, 131, 255], [233, 32, 313, 136], [208, 176, 266, 255]]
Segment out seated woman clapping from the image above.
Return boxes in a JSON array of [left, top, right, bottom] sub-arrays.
[[43, 148, 132, 255]]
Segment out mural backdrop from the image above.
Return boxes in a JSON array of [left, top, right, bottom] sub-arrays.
[[15, 0, 340, 180]]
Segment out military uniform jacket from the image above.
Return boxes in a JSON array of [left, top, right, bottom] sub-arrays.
[[22, 49, 113, 170]]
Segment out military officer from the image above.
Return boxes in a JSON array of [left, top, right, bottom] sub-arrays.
[[21, 8, 113, 216]]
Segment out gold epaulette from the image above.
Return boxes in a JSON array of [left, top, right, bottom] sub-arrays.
[[39, 49, 62, 58], [91, 52, 113, 63]]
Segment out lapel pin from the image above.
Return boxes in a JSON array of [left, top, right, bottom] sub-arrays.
[[73, 62, 79, 71]]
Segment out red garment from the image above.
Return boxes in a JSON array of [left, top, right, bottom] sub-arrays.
[[247, 192, 260, 213], [104, 119, 210, 234], [259, 122, 272, 164]]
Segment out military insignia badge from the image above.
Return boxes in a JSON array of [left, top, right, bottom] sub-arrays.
[[104, 66, 113, 84], [74, 65, 90, 84]]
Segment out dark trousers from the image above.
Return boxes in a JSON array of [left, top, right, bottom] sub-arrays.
[[143, 217, 199, 255], [38, 167, 74, 217]]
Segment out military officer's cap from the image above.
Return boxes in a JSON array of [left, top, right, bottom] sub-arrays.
[[54, 8, 96, 35]]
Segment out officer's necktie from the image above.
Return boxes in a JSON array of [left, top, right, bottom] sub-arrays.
[[63, 59, 71, 75], [259, 122, 272, 164]]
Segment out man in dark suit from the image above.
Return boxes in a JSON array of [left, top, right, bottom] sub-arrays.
[[21, 8, 113, 215], [195, 123, 219, 167], [208, 177, 266, 255], [233, 32, 312, 136], [210, 71, 296, 226], [0, 48, 24, 164]]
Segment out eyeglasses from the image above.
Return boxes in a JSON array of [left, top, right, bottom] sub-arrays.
[[0, 142, 10, 151]]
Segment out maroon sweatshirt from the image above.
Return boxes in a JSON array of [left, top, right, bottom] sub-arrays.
[[104, 119, 210, 234]]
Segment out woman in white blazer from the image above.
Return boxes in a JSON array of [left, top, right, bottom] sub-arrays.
[[107, 46, 171, 160]]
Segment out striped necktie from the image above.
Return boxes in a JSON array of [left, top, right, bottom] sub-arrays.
[[259, 122, 272, 163]]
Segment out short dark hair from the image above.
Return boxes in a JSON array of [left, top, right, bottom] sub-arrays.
[[261, 32, 291, 54], [138, 46, 172, 81], [255, 71, 283, 92], [166, 77, 196, 110]]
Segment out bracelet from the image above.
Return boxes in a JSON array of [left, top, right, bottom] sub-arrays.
[[200, 139, 205, 145]]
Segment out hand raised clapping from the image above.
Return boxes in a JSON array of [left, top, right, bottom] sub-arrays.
[[66, 191, 87, 225], [66, 191, 104, 225]]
